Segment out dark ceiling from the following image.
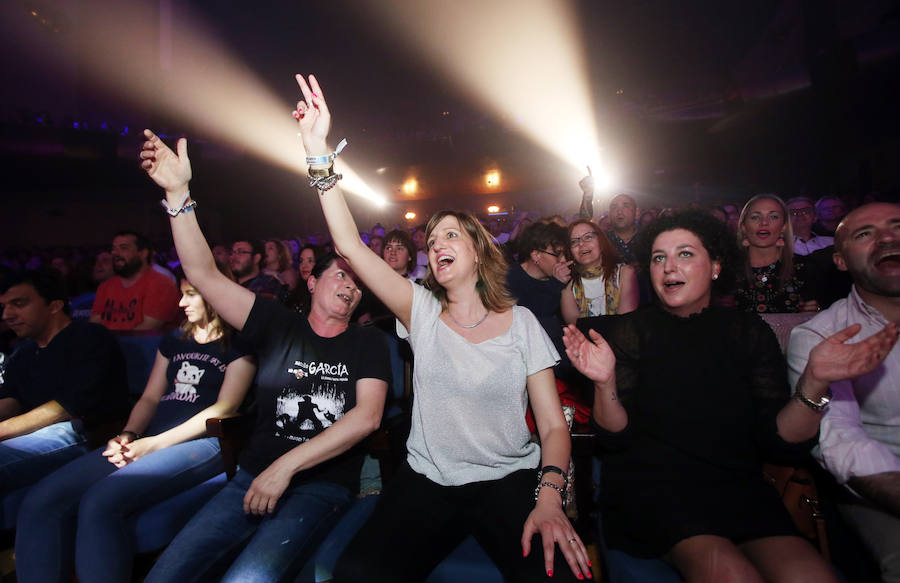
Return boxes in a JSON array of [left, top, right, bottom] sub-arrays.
[[1, 0, 898, 244]]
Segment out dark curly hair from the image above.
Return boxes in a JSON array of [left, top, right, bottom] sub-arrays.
[[634, 209, 740, 293]]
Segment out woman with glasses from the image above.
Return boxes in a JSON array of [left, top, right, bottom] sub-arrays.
[[562, 219, 639, 324]]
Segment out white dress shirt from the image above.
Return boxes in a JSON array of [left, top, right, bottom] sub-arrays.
[[793, 233, 834, 256], [787, 286, 900, 485]]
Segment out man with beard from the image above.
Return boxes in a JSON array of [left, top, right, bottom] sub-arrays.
[[787, 202, 900, 581], [229, 240, 287, 303], [90, 231, 180, 330]]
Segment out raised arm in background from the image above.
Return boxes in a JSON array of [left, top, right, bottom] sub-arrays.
[[294, 74, 414, 330], [140, 131, 255, 331]]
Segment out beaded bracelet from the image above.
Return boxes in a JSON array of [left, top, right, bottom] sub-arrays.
[[308, 173, 343, 192], [534, 481, 566, 508], [160, 190, 196, 216]]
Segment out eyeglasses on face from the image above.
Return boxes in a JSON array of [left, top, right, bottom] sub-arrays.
[[539, 248, 563, 258], [569, 232, 597, 247]]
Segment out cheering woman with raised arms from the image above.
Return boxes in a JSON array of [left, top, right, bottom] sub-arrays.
[[293, 74, 589, 582], [134, 120, 391, 580]]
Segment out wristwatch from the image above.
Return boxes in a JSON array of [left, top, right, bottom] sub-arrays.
[[793, 384, 832, 412]]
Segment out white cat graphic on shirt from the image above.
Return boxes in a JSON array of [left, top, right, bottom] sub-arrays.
[[174, 361, 204, 398]]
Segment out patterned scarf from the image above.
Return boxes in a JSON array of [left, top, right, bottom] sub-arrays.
[[572, 264, 621, 318]]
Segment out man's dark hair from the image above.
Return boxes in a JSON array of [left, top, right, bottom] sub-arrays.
[[516, 222, 568, 258], [310, 251, 341, 280], [634, 209, 740, 293], [113, 230, 152, 252], [0, 269, 71, 315], [233, 239, 265, 266], [383, 230, 417, 273]]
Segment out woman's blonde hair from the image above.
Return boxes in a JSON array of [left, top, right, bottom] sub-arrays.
[[737, 193, 794, 286], [422, 210, 515, 313]]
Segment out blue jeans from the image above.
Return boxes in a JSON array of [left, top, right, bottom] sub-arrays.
[[15, 437, 223, 583], [145, 468, 352, 583], [0, 421, 88, 526]]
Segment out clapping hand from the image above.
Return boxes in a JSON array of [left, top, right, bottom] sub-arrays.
[[562, 324, 615, 384], [807, 322, 898, 384]]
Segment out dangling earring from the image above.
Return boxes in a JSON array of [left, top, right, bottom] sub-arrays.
[[712, 273, 719, 280], [741, 236, 750, 248], [776, 233, 785, 248]]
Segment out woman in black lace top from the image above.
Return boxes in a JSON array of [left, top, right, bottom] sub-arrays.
[[565, 210, 844, 582]]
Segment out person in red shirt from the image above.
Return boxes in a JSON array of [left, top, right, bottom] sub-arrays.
[[90, 231, 180, 331]]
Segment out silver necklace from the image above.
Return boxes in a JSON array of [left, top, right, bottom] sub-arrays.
[[447, 309, 489, 329]]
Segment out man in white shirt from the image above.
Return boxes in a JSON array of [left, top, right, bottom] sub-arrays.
[[787, 202, 900, 582], [786, 196, 834, 256]]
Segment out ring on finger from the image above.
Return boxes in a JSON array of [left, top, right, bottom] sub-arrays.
[[568, 537, 577, 544]]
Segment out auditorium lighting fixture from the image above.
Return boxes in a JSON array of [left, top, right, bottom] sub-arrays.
[[486, 205, 500, 214], [359, 0, 606, 177], [404, 211, 417, 221], [5, 0, 384, 206], [485, 171, 500, 188], [402, 178, 419, 196]]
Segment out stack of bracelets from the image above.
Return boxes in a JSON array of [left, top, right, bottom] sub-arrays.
[[533, 464, 569, 508], [307, 138, 347, 193]]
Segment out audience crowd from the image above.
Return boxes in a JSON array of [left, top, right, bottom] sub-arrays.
[[1, 99, 898, 582]]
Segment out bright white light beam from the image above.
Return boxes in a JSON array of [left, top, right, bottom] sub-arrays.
[[358, 0, 605, 180], [5, 0, 383, 205]]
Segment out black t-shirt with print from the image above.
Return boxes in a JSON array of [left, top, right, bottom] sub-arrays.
[[144, 332, 249, 435], [238, 297, 391, 491]]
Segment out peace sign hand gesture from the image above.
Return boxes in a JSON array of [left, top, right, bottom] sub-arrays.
[[294, 74, 331, 158]]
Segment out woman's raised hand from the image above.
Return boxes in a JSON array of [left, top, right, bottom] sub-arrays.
[[139, 130, 191, 197], [563, 324, 615, 385], [294, 74, 331, 157], [807, 322, 899, 384]]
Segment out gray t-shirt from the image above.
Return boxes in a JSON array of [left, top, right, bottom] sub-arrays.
[[398, 282, 559, 486]]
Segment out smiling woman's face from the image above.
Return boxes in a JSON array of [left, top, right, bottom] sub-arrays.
[[741, 198, 786, 249], [569, 222, 602, 267]]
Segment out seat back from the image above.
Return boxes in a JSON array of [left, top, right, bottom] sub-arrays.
[[114, 332, 164, 399], [759, 312, 815, 355]]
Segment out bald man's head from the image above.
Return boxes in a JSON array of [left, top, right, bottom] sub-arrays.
[[833, 202, 900, 299]]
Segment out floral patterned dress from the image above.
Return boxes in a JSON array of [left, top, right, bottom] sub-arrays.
[[734, 258, 812, 313]]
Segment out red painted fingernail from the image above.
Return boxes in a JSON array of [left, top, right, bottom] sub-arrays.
[[522, 549, 527, 557], [587, 559, 592, 567], [292, 111, 300, 119], [547, 569, 553, 578], [577, 573, 584, 580]]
